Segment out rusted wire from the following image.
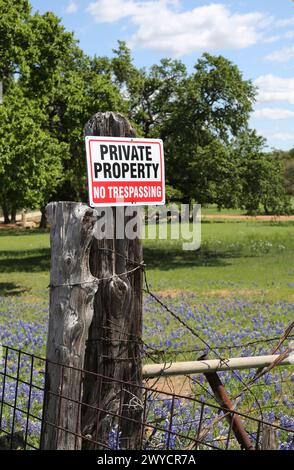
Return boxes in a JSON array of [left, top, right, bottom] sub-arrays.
[[1, 260, 293, 450], [0, 345, 293, 451]]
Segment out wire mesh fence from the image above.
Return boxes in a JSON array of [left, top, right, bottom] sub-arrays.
[[0, 345, 293, 451]]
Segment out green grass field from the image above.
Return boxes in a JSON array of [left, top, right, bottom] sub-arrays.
[[144, 220, 294, 302], [1, 220, 294, 302], [0, 219, 293, 449]]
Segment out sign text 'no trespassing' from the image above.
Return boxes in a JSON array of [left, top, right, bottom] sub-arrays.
[[85, 136, 165, 207]]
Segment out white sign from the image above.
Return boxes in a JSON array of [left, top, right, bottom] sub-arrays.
[[85, 136, 165, 207]]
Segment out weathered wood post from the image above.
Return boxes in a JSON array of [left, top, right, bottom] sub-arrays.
[[81, 112, 143, 449], [41, 202, 98, 450]]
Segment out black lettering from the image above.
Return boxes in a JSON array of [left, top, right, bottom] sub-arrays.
[[112, 162, 121, 178], [118, 145, 123, 161], [130, 163, 137, 178], [137, 146, 145, 161], [146, 146, 152, 161], [100, 145, 108, 160], [122, 145, 131, 160], [104, 162, 112, 178], [121, 163, 129, 177], [137, 163, 145, 178], [145, 163, 152, 178], [109, 145, 118, 160], [131, 146, 139, 160], [152, 163, 159, 178], [94, 163, 102, 178]]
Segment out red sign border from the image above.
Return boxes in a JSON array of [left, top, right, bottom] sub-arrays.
[[85, 136, 165, 207]]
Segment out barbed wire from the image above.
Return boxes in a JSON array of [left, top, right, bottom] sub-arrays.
[[142, 264, 294, 422], [45, 244, 293, 431]]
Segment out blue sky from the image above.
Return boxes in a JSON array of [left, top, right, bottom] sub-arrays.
[[30, 0, 294, 150]]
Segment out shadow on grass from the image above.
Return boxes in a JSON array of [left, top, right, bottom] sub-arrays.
[[0, 228, 49, 237], [0, 249, 50, 272], [143, 246, 231, 269], [0, 246, 231, 273], [0, 282, 29, 296]]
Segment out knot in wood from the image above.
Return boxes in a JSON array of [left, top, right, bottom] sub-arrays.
[[107, 276, 130, 314], [64, 253, 75, 270]]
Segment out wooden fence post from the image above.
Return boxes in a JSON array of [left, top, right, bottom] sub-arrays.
[[41, 202, 98, 450], [82, 112, 143, 449]]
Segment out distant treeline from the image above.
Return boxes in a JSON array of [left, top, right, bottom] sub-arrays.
[[278, 149, 294, 196]]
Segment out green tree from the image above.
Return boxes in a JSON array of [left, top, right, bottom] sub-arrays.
[[1, 3, 288, 221], [162, 53, 256, 205], [270, 148, 294, 197], [21, 14, 125, 208], [284, 150, 294, 197], [0, 86, 67, 222], [111, 41, 187, 137], [0, 5, 125, 223], [0, 0, 32, 92], [236, 131, 289, 214]]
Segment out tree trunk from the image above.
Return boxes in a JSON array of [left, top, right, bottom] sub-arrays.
[[81, 112, 143, 450], [10, 207, 16, 224], [2, 202, 10, 224], [182, 196, 192, 220], [264, 204, 269, 215], [41, 202, 99, 450], [39, 206, 47, 229]]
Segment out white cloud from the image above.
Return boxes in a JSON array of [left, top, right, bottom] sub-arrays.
[[265, 46, 294, 63], [87, 1, 271, 56], [267, 132, 294, 141], [263, 35, 281, 44], [66, 1, 78, 13], [275, 16, 294, 28], [253, 108, 294, 120], [87, 0, 138, 22], [254, 75, 294, 105], [284, 31, 294, 39], [258, 129, 294, 142]]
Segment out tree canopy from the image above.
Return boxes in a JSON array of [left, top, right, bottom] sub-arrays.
[[0, 3, 125, 221], [0, 1, 291, 222], [0, 85, 66, 222]]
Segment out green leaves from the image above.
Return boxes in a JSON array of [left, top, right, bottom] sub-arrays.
[[0, 85, 67, 211], [111, 42, 187, 138], [0, 4, 126, 214], [0, 0, 32, 91], [0, 4, 290, 218], [236, 131, 290, 215]]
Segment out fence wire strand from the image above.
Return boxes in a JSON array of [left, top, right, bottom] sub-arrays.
[[0, 345, 293, 450], [1, 247, 293, 450]]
